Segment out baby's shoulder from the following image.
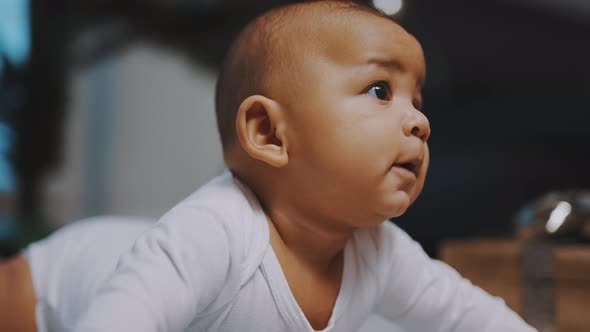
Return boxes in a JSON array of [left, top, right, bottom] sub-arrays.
[[160, 173, 252, 230], [156, 171, 270, 280]]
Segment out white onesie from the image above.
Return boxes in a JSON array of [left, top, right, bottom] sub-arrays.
[[28, 172, 537, 332], [24, 216, 400, 332]]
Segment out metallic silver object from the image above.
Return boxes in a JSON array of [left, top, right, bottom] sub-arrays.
[[514, 190, 590, 242], [513, 190, 590, 331]]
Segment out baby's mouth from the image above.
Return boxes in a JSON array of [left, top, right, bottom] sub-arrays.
[[399, 162, 417, 174], [392, 160, 421, 177]]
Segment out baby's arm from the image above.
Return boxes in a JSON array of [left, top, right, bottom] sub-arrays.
[[74, 207, 233, 332], [374, 224, 537, 332]]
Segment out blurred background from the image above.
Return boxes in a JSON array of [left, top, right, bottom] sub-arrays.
[[0, 0, 589, 258]]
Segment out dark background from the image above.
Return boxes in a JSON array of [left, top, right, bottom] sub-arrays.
[[2, 0, 589, 256]]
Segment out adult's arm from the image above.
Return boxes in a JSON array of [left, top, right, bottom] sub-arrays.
[[0, 255, 37, 332]]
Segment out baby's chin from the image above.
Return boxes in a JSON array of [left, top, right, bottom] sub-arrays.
[[375, 192, 413, 220], [385, 207, 409, 220]]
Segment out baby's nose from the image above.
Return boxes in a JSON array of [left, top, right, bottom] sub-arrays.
[[403, 109, 430, 142]]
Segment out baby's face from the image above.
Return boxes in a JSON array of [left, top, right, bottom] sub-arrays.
[[282, 13, 431, 225]]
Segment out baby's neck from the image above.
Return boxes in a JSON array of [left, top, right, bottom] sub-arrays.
[[265, 209, 349, 330], [231, 164, 356, 269], [264, 207, 355, 272]]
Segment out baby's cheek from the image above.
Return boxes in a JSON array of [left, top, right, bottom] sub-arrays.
[[410, 164, 429, 204]]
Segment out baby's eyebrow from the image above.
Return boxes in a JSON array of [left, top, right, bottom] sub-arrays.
[[365, 58, 402, 71], [365, 58, 426, 88]]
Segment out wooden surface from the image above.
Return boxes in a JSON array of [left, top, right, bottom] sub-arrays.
[[440, 239, 590, 332]]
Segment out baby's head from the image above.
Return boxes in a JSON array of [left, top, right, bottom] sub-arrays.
[[216, 0, 430, 227]]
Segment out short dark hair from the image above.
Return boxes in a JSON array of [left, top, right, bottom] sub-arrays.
[[214, 0, 389, 150]]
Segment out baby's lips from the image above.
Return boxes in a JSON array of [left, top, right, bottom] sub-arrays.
[[393, 155, 423, 176]]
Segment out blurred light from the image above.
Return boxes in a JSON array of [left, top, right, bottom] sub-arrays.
[[545, 201, 572, 234], [372, 0, 403, 15], [0, 0, 31, 76]]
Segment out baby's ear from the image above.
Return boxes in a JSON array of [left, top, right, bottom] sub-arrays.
[[235, 95, 288, 168]]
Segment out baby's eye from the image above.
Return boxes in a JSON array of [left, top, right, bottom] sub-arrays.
[[366, 82, 390, 101]]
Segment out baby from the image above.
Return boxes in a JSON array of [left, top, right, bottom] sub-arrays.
[[1, 1, 537, 331]]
